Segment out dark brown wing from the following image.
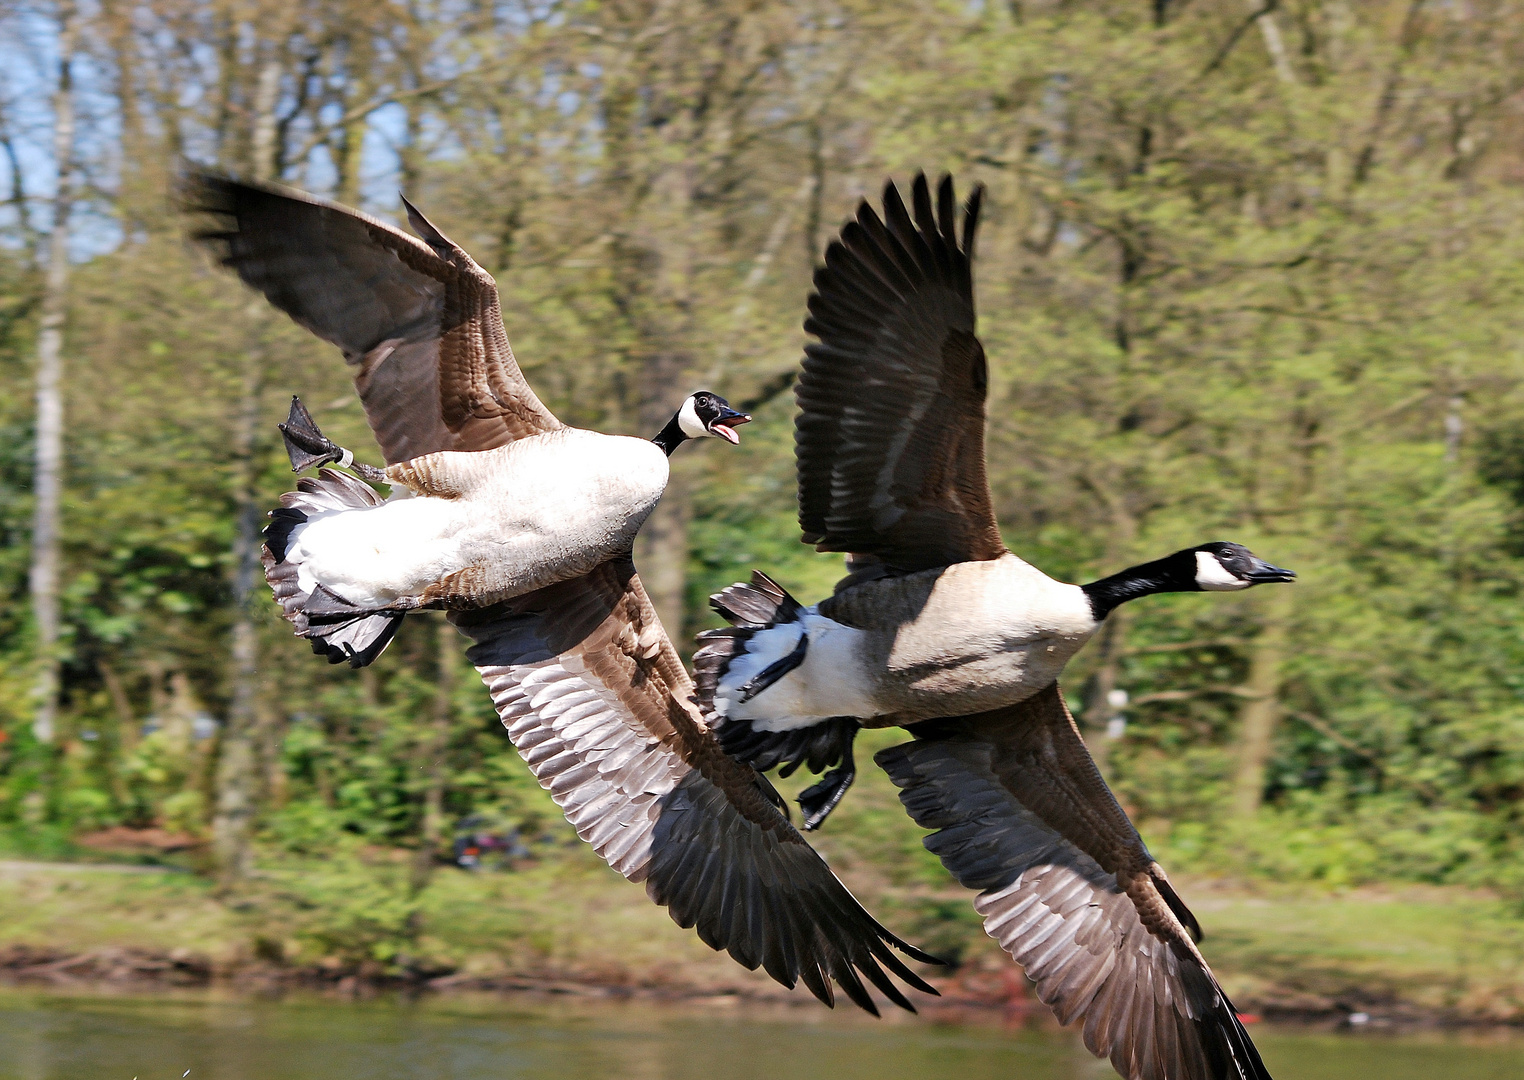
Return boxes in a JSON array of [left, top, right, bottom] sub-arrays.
[[451, 559, 938, 1015], [876, 685, 1272, 1080], [185, 171, 560, 462], [796, 173, 1005, 573]]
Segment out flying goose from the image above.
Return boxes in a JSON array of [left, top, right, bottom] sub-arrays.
[[694, 175, 1293, 829], [691, 175, 1283, 1077], [259, 384, 747, 666], [186, 172, 939, 1013]]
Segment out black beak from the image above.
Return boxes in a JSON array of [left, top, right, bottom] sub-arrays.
[[708, 407, 751, 445], [1245, 557, 1296, 584]]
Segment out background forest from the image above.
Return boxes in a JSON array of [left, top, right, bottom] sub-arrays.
[[4, 0, 1524, 986]]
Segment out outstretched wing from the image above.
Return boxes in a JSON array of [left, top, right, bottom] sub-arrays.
[[452, 559, 939, 1015], [876, 684, 1272, 1080], [796, 173, 1004, 573], [185, 171, 560, 462]]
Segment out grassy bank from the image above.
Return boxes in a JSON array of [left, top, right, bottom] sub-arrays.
[[1, 847, 1521, 1024], [2, 728, 1522, 1023], [1, 733, 1518, 1021]]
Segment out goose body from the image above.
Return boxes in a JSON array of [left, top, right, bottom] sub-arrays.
[[279, 429, 670, 610], [714, 553, 1097, 730], [693, 174, 1289, 1078], [187, 171, 934, 1016]]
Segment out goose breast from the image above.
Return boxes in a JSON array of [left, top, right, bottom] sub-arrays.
[[830, 554, 1101, 723], [288, 429, 670, 608]]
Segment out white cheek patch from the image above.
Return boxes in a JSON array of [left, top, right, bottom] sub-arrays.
[[677, 396, 709, 439], [1195, 551, 1250, 591]]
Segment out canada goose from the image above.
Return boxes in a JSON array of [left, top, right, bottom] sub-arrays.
[[694, 175, 1293, 829], [261, 384, 747, 666], [690, 175, 1284, 1077], [186, 172, 938, 1013]]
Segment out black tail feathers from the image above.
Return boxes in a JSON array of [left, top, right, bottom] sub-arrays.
[[304, 605, 405, 668], [695, 571, 863, 828], [265, 506, 307, 563], [711, 571, 803, 627], [262, 466, 402, 668]]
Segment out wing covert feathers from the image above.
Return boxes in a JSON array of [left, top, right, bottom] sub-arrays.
[[876, 685, 1272, 1080], [796, 173, 1004, 572], [452, 560, 938, 1015], [184, 170, 560, 462]]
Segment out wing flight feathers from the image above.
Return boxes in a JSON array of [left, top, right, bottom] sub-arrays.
[[796, 173, 1004, 572], [453, 561, 939, 1014], [876, 685, 1272, 1080], [184, 170, 560, 462]]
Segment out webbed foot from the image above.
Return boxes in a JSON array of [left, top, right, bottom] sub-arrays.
[[798, 739, 856, 831], [278, 396, 387, 481]]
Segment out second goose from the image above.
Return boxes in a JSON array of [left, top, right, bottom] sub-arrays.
[[693, 175, 1294, 828], [698, 172, 1284, 1080]]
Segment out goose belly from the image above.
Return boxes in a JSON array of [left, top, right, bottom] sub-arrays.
[[286, 496, 477, 607], [287, 432, 669, 607], [444, 432, 668, 600], [874, 626, 1094, 722], [871, 559, 1099, 721]]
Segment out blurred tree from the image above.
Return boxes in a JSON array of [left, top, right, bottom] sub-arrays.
[[2, 0, 1524, 899], [28, 0, 77, 746]]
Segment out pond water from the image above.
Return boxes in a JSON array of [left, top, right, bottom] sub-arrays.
[[0, 987, 1518, 1080]]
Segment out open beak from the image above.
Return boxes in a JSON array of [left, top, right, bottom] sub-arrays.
[[1245, 557, 1296, 584], [709, 408, 751, 445]]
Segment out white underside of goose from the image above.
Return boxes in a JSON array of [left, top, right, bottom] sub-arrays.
[[710, 609, 879, 730], [283, 429, 670, 609]]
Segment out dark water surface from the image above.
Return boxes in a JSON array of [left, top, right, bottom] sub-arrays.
[[0, 988, 1518, 1080]]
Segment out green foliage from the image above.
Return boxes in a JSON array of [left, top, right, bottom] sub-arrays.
[[4, 0, 1524, 912]]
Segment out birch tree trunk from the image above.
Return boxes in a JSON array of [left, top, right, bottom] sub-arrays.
[[29, 0, 78, 745]]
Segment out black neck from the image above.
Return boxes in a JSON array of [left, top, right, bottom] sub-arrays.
[[1080, 551, 1197, 621], [651, 414, 688, 457]]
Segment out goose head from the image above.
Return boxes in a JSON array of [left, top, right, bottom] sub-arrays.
[[1082, 541, 1295, 620], [1187, 542, 1297, 591], [654, 391, 751, 455]]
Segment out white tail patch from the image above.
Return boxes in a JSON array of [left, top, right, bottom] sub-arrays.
[[714, 608, 875, 730]]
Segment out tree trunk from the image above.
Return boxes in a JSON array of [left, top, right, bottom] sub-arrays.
[[411, 615, 456, 895], [1077, 489, 1138, 776], [250, 58, 282, 180], [212, 56, 281, 888], [212, 357, 265, 889], [632, 168, 698, 639], [1232, 587, 1293, 817], [334, 74, 371, 206], [29, 1, 78, 746], [1253, 1, 1297, 85], [1079, 609, 1129, 776], [634, 466, 691, 641]]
